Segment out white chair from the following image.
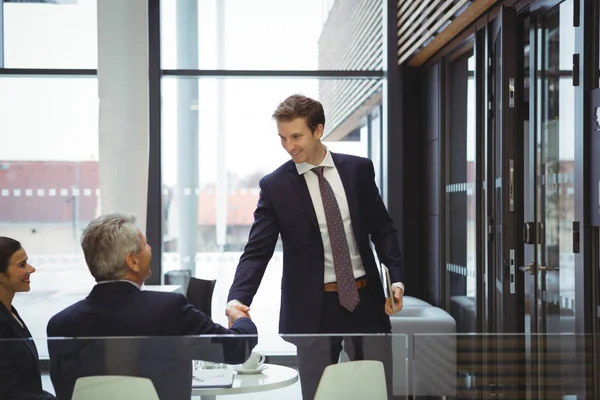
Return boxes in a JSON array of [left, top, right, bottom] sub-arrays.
[[402, 295, 433, 308], [314, 360, 387, 400], [71, 376, 159, 400]]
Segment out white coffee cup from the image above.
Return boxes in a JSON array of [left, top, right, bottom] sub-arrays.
[[241, 352, 265, 370]]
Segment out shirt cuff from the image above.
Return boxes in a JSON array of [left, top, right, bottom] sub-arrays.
[[392, 282, 405, 293], [227, 299, 245, 308]]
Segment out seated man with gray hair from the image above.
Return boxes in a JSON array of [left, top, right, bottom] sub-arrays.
[[46, 213, 257, 400]]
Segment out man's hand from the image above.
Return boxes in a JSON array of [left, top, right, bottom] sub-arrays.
[[385, 286, 403, 315], [225, 303, 251, 328]]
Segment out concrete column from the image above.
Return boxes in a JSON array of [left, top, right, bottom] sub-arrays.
[[96, 0, 149, 231]]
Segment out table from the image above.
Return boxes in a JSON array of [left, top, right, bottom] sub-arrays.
[[191, 364, 298, 400]]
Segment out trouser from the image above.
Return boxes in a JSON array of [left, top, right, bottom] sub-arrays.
[[295, 285, 393, 400]]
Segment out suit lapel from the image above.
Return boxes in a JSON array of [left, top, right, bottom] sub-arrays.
[[287, 162, 319, 232], [332, 153, 362, 242], [0, 304, 39, 362], [18, 318, 39, 361]]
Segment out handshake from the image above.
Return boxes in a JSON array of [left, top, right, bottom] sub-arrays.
[[225, 302, 251, 328]]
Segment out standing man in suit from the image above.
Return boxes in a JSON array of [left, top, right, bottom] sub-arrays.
[[47, 213, 257, 400], [227, 94, 404, 399]]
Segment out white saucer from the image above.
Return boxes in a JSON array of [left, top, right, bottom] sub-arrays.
[[230, 364, 268, 374]]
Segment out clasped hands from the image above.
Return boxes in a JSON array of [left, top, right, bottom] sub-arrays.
[[225, 303, 251, 328]]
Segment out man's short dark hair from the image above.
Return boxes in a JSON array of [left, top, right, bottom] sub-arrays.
[[272, 94, 325, 133]]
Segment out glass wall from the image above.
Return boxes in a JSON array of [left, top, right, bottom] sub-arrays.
[[0, 0, 386, 357], [160, 0, 383, 70], [159, 0, 385, 353], [0, 0, 98, 356], [444, 49, 478, 333], [3, 0, 97, 68], [535, 0, 576, 335], [161, 76, 373, 352]]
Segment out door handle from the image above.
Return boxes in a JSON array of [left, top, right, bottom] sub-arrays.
[[523, 222, 534, 244], [537, 265, 559, 272], [519, 262, 536, 275], [523, 222, 544, 244]]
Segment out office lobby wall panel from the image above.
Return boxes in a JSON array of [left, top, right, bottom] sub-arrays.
[[421, 63, 442, 305], [424, 64, 441, 142], [426, 139, 440, 216], [401, 66, 424, 298], [425, 157, 441, 306]]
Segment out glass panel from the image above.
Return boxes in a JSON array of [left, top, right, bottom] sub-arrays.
[[3, 0, 97, 68], [161, 77, 379, 352], [522, 16, 538, 398], [0, 77, 99, 356], [413, 333, 589, 398], [535, 1, 577, 397], [522, 16, 535, 337], [536, 0, 575, 334], [1, 335, 409, 398], [445, 49, 477, 333], [160, 0, 383, 70], [493, 30, 504, 332]]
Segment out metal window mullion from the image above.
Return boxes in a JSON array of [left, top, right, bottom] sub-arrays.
[[0, 68, 97, 76], [0, 0, 5, 68], [161, 69, 384, 78], [146, 0, 162, 285]]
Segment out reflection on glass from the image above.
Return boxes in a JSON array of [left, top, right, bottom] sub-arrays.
[[161, 77, 379, 351], [4, 0, 98, 68], [445, 51, 477, 333], [523, 16, 534, 338], [536, 0, 575, 336], [493, 31, 503, 330], [522, 5, 579, 396]]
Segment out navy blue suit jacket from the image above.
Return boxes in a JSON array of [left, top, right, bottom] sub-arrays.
[[0, 304, 55, 400], [47, 282, 257, 400], [228, 152, 403, 334]]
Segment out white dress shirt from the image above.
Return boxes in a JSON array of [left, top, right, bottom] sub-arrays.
[[295, 149, 367, 283], [96, 279, 142, 290], [296, 149, 404, 292]]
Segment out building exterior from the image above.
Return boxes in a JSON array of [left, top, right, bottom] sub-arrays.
[[0, 161, 259, 252]]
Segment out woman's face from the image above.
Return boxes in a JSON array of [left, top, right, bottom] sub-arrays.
[[0, 248, 36, 294]]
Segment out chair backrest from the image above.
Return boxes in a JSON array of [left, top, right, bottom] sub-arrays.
[[71, 376, 159, 400], [186, 277, 216, 317], [314, 360, 387, 400], [164, 269, 192, 292]]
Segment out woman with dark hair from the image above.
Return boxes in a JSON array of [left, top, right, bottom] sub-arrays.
[[0, 237, 55, 399]]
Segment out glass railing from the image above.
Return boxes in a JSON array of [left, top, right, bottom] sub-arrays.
[[5, 333, 594, 399], [412, 333, 593, 399], [1, 334, 409, 399]]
